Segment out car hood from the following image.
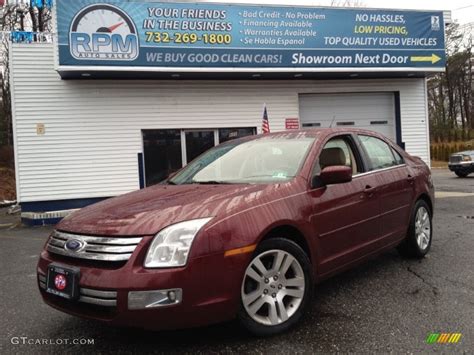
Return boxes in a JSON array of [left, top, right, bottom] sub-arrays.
[[57, 183, 273, 236], [451, 150, 474, 156]]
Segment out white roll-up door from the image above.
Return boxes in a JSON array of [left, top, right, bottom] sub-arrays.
[[299, 93, 396, 140]]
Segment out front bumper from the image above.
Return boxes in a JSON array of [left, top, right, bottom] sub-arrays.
[[448, 162, 474, 174], [37, 243, 248, 330]]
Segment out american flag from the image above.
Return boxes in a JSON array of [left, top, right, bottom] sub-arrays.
[[262, 105, 270, 134]]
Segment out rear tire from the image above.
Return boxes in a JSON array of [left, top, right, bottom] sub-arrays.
[[238, 238, 313, 336], [397, 200, 433, 258], [455, 172, 468, 178]]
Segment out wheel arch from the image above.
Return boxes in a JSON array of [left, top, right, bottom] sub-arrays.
[[259, 224, 313, 263], [416, 193, 433, 215]]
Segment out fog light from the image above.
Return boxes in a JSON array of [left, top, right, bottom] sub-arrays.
[[128, 289, 182, 310], [168, 291, 176, 302]]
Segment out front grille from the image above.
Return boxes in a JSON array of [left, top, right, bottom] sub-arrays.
[[38, 273, 117, 307], [79, 288, 117, 307], [46, 230, 143, 262], [38, 273, 46, 289], [449, 155, 462, 163]]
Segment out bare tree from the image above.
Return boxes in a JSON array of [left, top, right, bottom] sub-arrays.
[[428, 22, 473, 142], [1, 1, 53, 148], [330, 0, 366, 7], [28, 5, 52, 34]]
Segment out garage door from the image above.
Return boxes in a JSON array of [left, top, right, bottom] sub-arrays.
[[299, 93, 396, 140]]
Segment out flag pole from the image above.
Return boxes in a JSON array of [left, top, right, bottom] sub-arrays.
[[261, 103, 270, 134]]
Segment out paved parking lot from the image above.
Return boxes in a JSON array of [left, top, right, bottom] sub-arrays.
[[0, 169, 473, 354]]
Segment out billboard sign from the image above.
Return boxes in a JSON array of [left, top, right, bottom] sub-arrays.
[[56, 0, 446, 71]]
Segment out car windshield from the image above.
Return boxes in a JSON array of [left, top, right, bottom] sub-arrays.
[[169, 137, 315, 185]]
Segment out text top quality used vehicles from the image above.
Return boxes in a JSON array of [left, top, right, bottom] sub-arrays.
[[38, 128, 434, 336], [448, 150, 474, 178]]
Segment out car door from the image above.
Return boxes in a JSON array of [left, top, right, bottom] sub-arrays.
[[309, 134, 381, 275], [357, 134, 415, 244]]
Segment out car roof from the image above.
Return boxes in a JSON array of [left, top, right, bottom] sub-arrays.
[[218, 128, 393, 148], [251, 128, 387, 139]]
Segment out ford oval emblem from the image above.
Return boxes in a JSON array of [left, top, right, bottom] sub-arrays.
[[65, 239, 85, 252]]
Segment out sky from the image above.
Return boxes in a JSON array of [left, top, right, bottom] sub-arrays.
[[210, 0, 474, 26]]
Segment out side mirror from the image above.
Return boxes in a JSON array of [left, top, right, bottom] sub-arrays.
[[319, 166, 352, 185]]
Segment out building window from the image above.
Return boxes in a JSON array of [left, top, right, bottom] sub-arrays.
[[370, 120, 389, 125], [142, 130, 182, 186], [219, 127, 256, 143], [185, 130, 216, 163], [302, 123, 321, 127]]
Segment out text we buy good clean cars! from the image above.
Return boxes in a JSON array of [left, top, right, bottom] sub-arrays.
[[38, 128, 434, 336]]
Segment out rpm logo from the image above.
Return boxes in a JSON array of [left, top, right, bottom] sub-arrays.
[[54, 274, 67, 291], [70, 4, 139, 61]]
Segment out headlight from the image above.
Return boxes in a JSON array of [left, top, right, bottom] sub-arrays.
[[463, 155, 472, 162], [144, 218, 212, 268]]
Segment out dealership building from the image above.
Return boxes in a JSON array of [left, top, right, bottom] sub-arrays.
[[9, 0, 448, 224]]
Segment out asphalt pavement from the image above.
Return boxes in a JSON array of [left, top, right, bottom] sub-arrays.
[[0, 169, 473, 354]]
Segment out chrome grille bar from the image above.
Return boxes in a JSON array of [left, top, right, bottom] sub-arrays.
[[449, 155, 462, 163], [46, 230, 143, 262], [38, 276, 117, 307], [79, 296, 117, 307], [51, 231, 143, 245], [80, 288, 117, 298], [79, 288, 117, 306], [38, 274, 46, 290]]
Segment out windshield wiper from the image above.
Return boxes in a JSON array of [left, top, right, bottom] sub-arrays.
[[193, 181, 233, 185], [239, 175, 296, 180]]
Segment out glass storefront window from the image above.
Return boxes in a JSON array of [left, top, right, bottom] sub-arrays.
[[219, 127, 256, 143], [142, 130, 182, 186], [185, 130, 216, 163]]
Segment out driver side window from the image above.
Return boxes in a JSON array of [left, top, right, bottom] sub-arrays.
[[318, 137, 360, 175]]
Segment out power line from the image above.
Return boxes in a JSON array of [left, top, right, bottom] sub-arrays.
[[452, 5, 474, 11]]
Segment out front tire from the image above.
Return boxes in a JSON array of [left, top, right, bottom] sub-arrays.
[[455, 171, 468, 178], [397, 200, 433, 258], [238, 238, 313, 336]]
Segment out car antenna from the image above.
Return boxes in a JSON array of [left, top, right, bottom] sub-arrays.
[[329, 115, 336, 128]]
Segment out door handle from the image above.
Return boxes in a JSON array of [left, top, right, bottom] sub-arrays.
[[407, 175, 415, 184], [364, 185, 377, 197]]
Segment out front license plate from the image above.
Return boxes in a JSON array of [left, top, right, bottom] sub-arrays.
[[46, 263, 80, 300]]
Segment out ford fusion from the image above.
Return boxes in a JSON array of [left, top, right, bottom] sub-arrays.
[[38, 129, 434, 336]]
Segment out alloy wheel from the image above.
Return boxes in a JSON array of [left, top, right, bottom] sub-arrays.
[[241, 249, 305, 326], [415, 206, 431, 250]]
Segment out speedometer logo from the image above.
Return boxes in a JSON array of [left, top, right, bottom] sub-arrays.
[[70, 4, 139, 61]]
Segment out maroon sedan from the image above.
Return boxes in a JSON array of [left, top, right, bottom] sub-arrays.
[[38, 129, 434, 336]]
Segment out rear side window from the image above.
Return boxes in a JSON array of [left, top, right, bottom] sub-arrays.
[[359, 135, 397, 170], [391, 148, 405, 165]]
